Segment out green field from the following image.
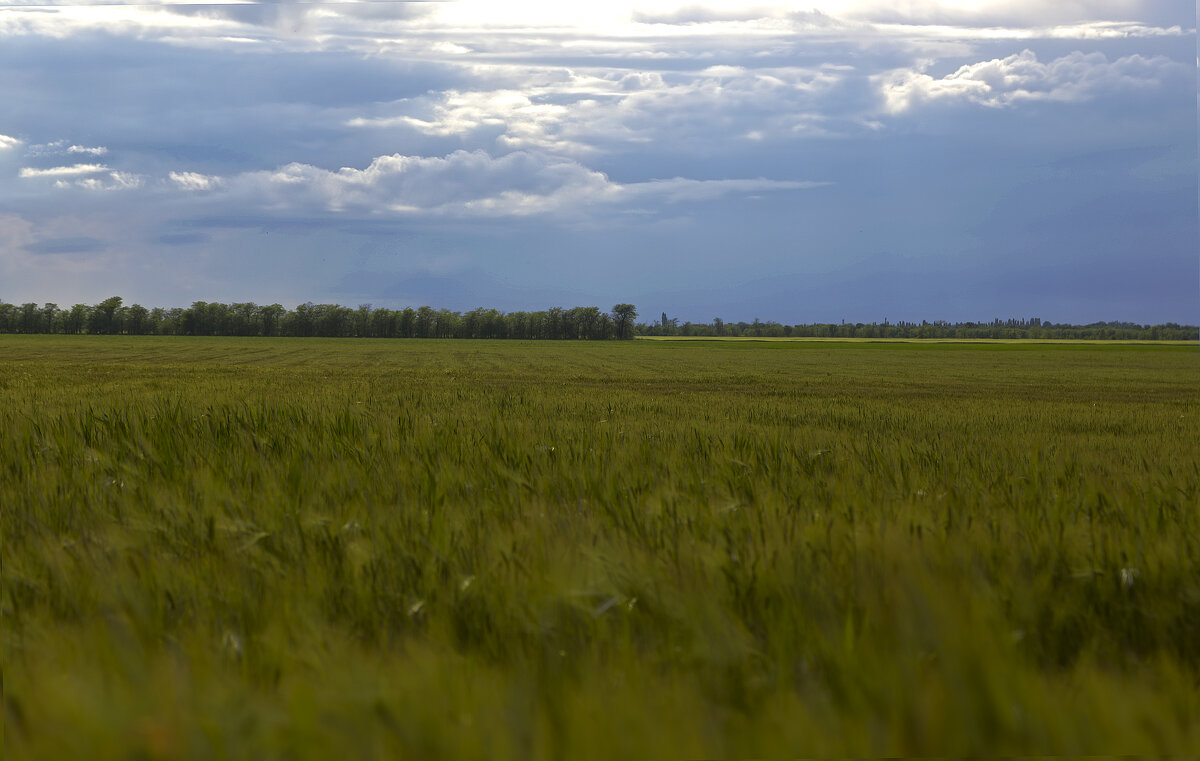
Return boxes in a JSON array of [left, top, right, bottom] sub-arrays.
[[3, 335, 1198, 758]]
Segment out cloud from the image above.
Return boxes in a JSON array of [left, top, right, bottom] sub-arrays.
[[75, 171, 143, 191], [0, 134, 21, 150], [0, 1, 1193, 321], [866, 20, 1189, 43], [169, 171, 222, 191], [877, 50, 1185, 112], [177, 149, 818, 218], [839, 0, 1192, 28], [164, 1, 432, 35], [622, 177, 827, 203], [348, 64, 872, 155], [231, 150, 616, 216], [631, 5, 781, 25], [155, 231, 210, 246], [19, 165, 142, 190], [0, 213, 35, 251], [25, 235, 108, 255], [1, 214, 111, 292], [19, 163, 108, 178]]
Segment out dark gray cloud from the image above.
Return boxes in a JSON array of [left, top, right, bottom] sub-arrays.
[[164, 1, 435, 31], [154, 231, 211, 246], [25, 236, 108, 254]]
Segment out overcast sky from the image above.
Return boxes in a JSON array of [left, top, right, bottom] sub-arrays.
[[1, 1, 1195, 323]]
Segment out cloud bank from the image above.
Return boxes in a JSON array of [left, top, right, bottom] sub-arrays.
[[170, 150, 818, 218], [879, 50, 1186, 112]]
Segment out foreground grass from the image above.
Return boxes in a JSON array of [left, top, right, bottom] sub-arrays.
[[3, 335, 1198, 758]]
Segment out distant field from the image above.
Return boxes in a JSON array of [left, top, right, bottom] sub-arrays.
[[3, 335, 1198, 758]]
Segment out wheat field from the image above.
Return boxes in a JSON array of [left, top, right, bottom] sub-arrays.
[[3, 335, 1198, 758]]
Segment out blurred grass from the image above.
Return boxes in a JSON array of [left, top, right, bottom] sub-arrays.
[[3, 335, 1198, 758]]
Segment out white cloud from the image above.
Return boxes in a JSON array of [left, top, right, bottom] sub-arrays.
[[837, 0, 1188, 28], [180, 149, 818, 218], [169, 170, 222, 191], [1, 0, 1188, 67], [17, 162, 142, 190], [0, 134, 21, 150], [348, 64, 859, 154], [19, 163, 109, 178], [227, 150, 615, 216], [79, 171, 143, 191], [631, 5, 786, 25], [67, 144, 108, 155], [0, 4, 235, 41], [867, 20, 1189, 43], [877, 50, 1184, 112]]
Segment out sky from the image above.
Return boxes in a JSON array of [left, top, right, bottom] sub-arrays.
[[0, 0, 1196, 324]]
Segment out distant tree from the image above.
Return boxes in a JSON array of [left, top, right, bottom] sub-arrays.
[[65, 304, 90, 334], [87, 296, 123, 334], [230, 302, 260, 336], [261, 304, 285, 337], [545, 306, 565, 340], [314, 304, 351, 337], [19, 303, 40, 333], [288, 302, 316, 337], [568, 306, 605, 339], [42, 303, 59, 334], [435, 308, 459, 338], [354, 304, 372, 337], [149, 307, 169, 334], [507, 311, 530, 339], [182, 301, 229, 336], [369, 307, 395, 338], [126, 304, 150, 335], [611, 304, 637, 340], [398, 307, 416, 338], [414, 306, 434, 338]]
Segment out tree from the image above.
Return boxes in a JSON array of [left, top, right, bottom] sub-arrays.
[[62, 304, 88, 334], [126, 304, 150, 335], [88, 296, 123, 334], [398, 308, 416, 338], [414, 306, 434, 338], [354, 304, 372, 337], [19, 303, 40, 333], [42, 303, 59, 333], [261, 304, 285, 337], [230, 303, 260, 336], [611, 304, 637, 340]]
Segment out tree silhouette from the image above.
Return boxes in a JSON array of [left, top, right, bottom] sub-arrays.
[[611, 304, 637, 340]]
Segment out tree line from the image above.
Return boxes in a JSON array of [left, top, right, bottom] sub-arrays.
[[0, 298, 1195, 341], [643, 315, 1199, 341], [0, 298, 640, 340]]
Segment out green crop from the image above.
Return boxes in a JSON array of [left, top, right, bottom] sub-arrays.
[[3, 335, 1198, 758]]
